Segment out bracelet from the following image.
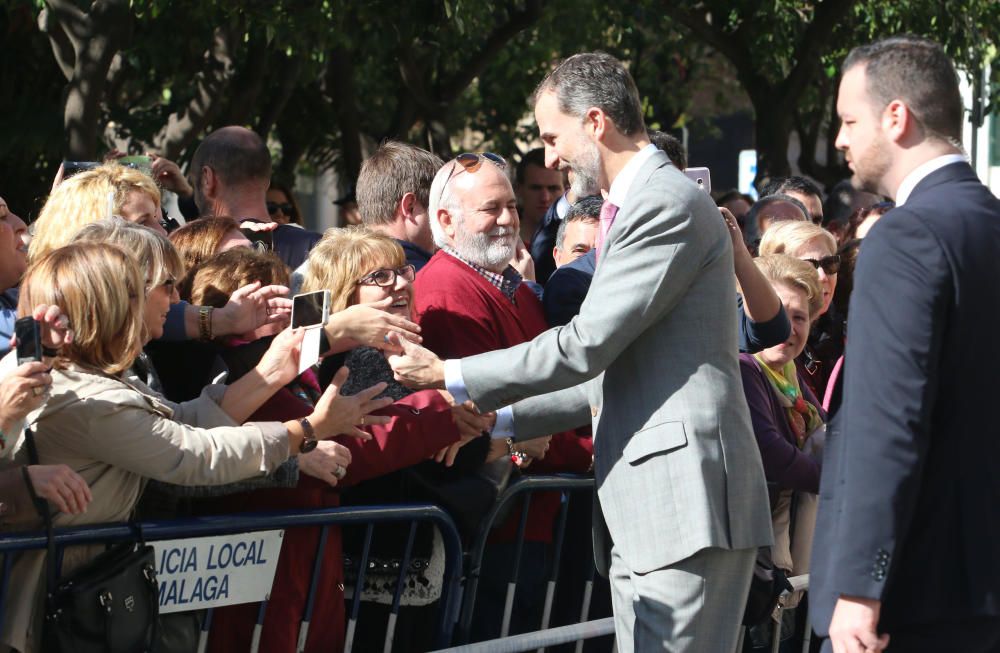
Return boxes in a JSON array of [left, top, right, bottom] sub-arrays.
[[505, 437, 525, 465], [198, 306, 214, 341], [298, 417, 318, 453]]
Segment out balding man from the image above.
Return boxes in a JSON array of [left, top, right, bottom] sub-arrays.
[[190, 126, 321, 269]]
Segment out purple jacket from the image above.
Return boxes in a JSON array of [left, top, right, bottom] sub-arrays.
[[739, 353, 825, 496]]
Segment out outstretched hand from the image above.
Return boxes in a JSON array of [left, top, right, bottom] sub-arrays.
[[216, 281, 292, 335], [308, 366, 393, 440], [385, 334, 446, 390]]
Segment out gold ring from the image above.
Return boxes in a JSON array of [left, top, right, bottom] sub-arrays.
[[360, 415, 365, 426], [32, 386, 44, 397]]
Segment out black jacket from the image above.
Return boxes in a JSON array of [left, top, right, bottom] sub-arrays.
[[810, 161, 1000, 633]]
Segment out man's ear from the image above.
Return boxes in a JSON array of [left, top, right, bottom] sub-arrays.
[[882, 99, 914, 144], [437, 207, 457, 240], [584, 107, 609, 141], [201, 166, 218, 199], [400, 192, 417, 221]]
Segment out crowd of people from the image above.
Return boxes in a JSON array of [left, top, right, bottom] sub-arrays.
[[0, 33, 997, 653]]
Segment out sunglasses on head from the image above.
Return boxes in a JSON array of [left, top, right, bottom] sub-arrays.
[[803, 254, 841, 275], [436, 152, 507, 207], [266, 202, 295, 216]]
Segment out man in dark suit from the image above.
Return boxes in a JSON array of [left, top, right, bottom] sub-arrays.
[[811, 35, 1000, 653]]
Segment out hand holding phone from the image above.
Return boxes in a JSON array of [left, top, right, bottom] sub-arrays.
[[15, 317, 42, 365]]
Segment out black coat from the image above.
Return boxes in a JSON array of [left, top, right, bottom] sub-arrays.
[[810, 161, 1000, 635]]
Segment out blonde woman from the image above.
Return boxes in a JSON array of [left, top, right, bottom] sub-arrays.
[[2, 242, 391, 653], [738, 254, 826, 648], [30, 164, 293, 344], [759, 220, 843, 401]]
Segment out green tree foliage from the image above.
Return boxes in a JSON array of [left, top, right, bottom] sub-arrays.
[[0, 0, 996, 216]]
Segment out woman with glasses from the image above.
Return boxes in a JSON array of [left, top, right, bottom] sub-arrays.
[[738, 255, 827, 651], [759, 220, 843, 401], [267, 180, 303, 227], [180, 234, 486, 653]]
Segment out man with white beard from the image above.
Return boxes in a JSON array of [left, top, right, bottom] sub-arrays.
[[412, 153, 582, 636]]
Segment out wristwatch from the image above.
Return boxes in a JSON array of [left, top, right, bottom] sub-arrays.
[[299, 417, 318, 453]]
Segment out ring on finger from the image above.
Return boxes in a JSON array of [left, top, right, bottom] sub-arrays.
[[383, 332, 391, 345], [32, 386, 44, 397], [333, 464, 347, 479], [360, 415, 365, 426]]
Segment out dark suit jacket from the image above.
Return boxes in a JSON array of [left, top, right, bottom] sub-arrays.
[[529, 199, 563, 285], [543, 249, 596, 327], [810, 161, 1000, 634]]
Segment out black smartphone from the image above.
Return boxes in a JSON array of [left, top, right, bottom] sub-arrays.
[[15, 316, 42, 364], [62, 161, 100, 178]]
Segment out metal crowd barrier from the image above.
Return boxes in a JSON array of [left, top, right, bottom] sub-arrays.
[[452, 474, 609, 651], [0, 504, 464, 652]]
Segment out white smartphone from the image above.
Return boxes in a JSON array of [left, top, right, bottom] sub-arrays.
[[683, 167, 712, 195], [291, 290, 330, 329]]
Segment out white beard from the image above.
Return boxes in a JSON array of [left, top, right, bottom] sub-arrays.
[[454, 225, 516, 271]]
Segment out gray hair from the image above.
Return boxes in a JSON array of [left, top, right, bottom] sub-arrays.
[[533, 52, 645, 136], [74, 217, 184, 289], [428, 161, 463, 248]]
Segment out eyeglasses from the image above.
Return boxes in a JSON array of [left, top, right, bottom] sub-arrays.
[[802, 254, 841, 275], [266, 202, 295, 216], [357, 264, 416, 288], [436, 152, 507, 207]]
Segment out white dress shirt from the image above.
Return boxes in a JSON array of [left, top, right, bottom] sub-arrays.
[[894, 153, 967, 206]]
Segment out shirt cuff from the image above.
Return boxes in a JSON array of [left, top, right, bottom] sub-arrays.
[[490, 406, 515, 439], [444, 359, 471, 405]]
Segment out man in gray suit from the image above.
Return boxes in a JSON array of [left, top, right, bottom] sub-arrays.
[[390, 52, 772, 651]]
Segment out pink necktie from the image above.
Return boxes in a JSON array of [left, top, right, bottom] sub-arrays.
[[595, 200, 619, 261]]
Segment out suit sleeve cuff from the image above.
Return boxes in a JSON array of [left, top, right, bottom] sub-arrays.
[[490, 406, 515, 439], [444, 359, 471, 404]]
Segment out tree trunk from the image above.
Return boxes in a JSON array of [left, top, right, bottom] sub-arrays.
[[328, 47, 363, 185], [41, 0, 131, 160], [752, 108, 794, 190]]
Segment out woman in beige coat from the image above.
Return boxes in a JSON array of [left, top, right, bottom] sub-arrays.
[[2, 241, 392, 652]]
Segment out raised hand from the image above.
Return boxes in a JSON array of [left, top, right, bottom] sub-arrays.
[[254, 327, 306, 387], [385, 335, 446, 390], [308, 366, 393, 440], [26, 465, 92, 515], [0, 362, 52, 430], [215, 281, 292, 336], [298, 440, 352, 487], [324, 300, 422, 354]]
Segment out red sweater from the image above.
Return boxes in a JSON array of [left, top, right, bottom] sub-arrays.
[[415, 251, 591, 542]]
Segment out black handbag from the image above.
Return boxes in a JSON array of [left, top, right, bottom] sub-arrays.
[[742, 545, 793, 627], [22, 428, 159, 653]]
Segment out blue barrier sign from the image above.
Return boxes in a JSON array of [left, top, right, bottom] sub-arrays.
[[153, 530, 284, 613]]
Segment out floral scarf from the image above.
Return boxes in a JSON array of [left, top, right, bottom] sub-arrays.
[[753, 356, 822, 447]]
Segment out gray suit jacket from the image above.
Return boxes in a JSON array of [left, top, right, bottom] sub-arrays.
[[462, 150, 772, 574]]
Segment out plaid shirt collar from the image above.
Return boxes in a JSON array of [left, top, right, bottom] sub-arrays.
[[442, 246, 522, 303]]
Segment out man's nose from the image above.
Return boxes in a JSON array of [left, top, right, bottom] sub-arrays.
[[545, 148, 561, 170], [834, 123, 849, 151]]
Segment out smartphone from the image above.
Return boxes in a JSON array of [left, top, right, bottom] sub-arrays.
[[15, 316, 42, 365], [683, 167, 712, 195], [62, 161, 100, 178], [291, 290, 330, 329], [241, 227, 274, 253]]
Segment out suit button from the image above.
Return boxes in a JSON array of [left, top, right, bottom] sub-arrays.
[[591, 406, 598, 417]]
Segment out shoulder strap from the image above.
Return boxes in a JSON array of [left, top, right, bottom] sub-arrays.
[[21, 428, 59, 597]]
